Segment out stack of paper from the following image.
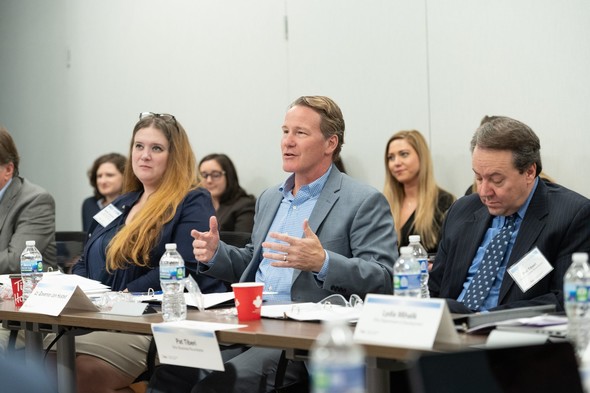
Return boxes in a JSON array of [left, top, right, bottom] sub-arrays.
[[261, 303, 362, 322], [133, 292, 235, 310], [40, 271, 110, 295]]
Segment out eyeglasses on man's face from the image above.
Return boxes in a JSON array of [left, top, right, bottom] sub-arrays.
[[200, 171, 226, 180], [139, 112, 178, 131]]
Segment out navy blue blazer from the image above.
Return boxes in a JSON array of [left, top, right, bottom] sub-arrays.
[[429, 180, 590, 312], [81, 196, 101, 233], [72, 188, 226, 293]]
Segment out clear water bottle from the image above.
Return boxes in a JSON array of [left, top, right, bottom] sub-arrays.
[[20, 240, 44, 302], [159, 243, 186, 322], [310, 318, 365, 393], [564, 252, 590, 357], [408, 235, 430, 298], [393, 246, 421, 297]]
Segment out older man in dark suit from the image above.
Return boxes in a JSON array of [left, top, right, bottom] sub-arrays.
[[429, 116, 590, 313]]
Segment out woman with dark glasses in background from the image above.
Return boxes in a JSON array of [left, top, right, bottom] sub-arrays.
[[199, 153, 256, 234]]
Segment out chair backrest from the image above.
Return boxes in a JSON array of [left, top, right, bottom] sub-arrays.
[[55, 231, 87, 273], [219, 231, 251, 248], [409, 341, 584, 393]]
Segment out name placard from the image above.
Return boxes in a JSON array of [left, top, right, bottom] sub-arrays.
[[353, 294, 459, 350], [151, 321, 226, 370], [20, 282, 99, 316]]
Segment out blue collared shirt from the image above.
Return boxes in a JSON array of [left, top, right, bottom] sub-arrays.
[[0, 177, 13, 203], [458, 177, 539, 311], [255, 166, 332, 301]]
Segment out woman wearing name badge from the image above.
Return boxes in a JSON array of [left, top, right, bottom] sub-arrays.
[[81, 153, 127, 233], [383, 130, 455, 255], [70, 112, 227, 393], [198, 153, 255, 233]]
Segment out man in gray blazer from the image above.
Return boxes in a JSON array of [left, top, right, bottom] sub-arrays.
[[429, 116, 590, 314], [147, 96, 397, 393], [0, 126, 56, 274]]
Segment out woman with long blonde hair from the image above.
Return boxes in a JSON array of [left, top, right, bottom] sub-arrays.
[[383, 130, 455, 253], [71, 112, 226, 392]]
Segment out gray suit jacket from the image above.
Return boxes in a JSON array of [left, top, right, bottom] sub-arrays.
[[199, 167, 397, 302], [0, 177, 57, 273], [429, 180, 590, 312]]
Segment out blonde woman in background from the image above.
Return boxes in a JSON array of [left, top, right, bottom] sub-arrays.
[[384, 130, 455, 254]]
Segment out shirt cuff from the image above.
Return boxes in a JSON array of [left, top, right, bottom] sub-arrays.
[[315, 250, 330, 282], [200, 247, 219, 269]]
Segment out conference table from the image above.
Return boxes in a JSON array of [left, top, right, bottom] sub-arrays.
[[0, 301, 484, 393]]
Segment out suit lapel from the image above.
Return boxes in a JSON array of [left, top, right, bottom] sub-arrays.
[[307, 168, 341, 233], [499, 182, 548, 302]]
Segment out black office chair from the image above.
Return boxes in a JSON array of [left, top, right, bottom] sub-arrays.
[[55, 231, 87, 273], [408, 341, 584, 393]]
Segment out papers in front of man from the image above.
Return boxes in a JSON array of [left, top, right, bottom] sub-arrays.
[[132, 292, 235, 310], [453, 304, 556, 333], [494, 314, 568, 338], [261, 302, 363, 322]]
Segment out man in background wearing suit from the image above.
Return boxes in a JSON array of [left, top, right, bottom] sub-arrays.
[[148, 96, 397, 393], [0, 126, 56, 274], [429, 116, 590, 314], [0, 126, 57, 354]]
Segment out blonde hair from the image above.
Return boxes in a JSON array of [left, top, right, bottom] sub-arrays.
[[383, 130, 453, 250], [106, 115, 199, 271]]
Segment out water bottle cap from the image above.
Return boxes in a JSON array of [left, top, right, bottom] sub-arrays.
[[572, 252, 589, 263], [26, 240, 35, 246], [400, 246, 412, 255], [165, 243, 177, 250], [409, 235, 420, 243]]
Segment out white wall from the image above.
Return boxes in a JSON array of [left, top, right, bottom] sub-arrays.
[[1, 0, 589, 231]]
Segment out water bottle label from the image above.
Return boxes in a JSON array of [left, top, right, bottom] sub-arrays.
[[22, 259, 42, 273], [160, 266, 185, 280], [312, 364, 365, 393], [418, 258, 428, 273], [394, 273, 421, 290], [565, 284, 590, 303]]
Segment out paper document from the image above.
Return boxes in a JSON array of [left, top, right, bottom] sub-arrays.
[[0, 271, 110, 295], [134, 292, 235, 309], [494, 315, 568, 337], [40, 272, 110, 294], [261, 302, 362, 322]]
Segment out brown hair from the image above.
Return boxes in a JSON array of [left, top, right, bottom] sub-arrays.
[[0, 126, 20, 177], [471, 116, 542, 176], [87, 153, 127, 199], [289, 96, 345, 161]]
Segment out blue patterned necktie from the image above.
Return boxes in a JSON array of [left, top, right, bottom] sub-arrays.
[[462, 215, 517, 311]]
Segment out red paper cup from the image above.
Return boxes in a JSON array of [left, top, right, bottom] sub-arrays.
[[9, 274, 23, 308], [231, 282, 264, 321]]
